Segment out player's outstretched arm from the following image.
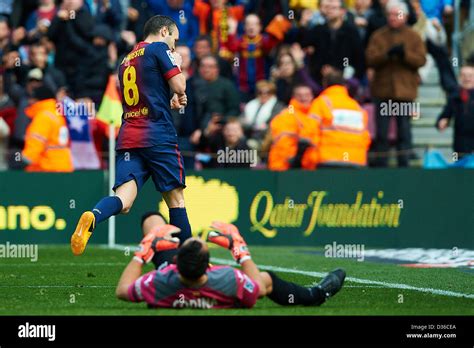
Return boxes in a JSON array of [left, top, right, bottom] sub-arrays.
[[116, 225, 181, 301], [207, 221, 269, 297], [116, 259, 143, 301]]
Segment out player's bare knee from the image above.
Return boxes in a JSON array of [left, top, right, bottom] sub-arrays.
[[163, 188, 185, 208]]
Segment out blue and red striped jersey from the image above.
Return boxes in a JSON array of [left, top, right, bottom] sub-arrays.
[[117, 41, 182, 149]]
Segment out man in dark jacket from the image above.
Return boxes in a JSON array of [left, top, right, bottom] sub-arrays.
[[298, 0, 365, 84], [366, 0, 426, 167], [192, 55, 240, 130], [47, 0, 94, 93], [436, 64, 474, 158], [65, 23, 114, 104]]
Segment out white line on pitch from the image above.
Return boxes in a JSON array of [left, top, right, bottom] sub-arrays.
[[210, 257, 474, 300]]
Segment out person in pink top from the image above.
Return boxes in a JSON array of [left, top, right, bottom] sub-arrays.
[[115, 216, 346, 309]]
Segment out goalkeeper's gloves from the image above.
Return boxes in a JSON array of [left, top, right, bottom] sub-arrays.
[[206, 221, 251, 264], [133, 224, 181, 264]]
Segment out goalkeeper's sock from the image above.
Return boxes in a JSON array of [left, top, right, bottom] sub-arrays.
[[267, 271, 324, 306], [92, 196, 123, 225], [169, 207, 192, 244]]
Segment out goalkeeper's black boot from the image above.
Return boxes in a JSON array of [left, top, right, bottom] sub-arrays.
[[310, 268, 346, 306]]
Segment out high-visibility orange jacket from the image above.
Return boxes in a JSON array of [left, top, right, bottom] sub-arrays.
[[22, 98, 73, 172], [268, 98, 319, 170], [309, 85, 370, 166]]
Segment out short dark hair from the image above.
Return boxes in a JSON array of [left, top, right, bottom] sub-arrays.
[[140, 211, 168, 228], [323, 70, 345, 87], [177, 240, 210, 281], [195, 35, 212, 46], [143, 15, 177, 39]]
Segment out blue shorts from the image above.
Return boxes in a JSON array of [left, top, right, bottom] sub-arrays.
[[113, 143, 186, 193]]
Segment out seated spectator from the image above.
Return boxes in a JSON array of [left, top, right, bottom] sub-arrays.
[[191, 35, 233, 79], [192, 54, 240, 130], [242, 80, 285, 147], [146, 0, 198, 48], [226, 13, 291, 101], [436, 63, 474, 159], [310, 70, 371, 168], [25, 0, 57, 42], [17, 86, 73, 172], [268, 84, 318, 171], [272, 45, 320, 104], [198, 116, 252, 168]]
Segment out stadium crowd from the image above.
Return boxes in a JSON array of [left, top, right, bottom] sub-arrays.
[[0, 0, 473, 171]]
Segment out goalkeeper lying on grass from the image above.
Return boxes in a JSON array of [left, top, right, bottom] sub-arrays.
[[116, 213, 346, 309]]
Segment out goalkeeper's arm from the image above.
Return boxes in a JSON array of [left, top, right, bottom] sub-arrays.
[[116, 258, 143, 301], [240, 257, 272, 298]]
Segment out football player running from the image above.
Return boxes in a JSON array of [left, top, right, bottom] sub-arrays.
[[71, 16, 192, 256]]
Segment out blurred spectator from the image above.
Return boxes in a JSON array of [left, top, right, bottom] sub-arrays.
[[0, 0, 12, 19], [0, 15, 11, 58], [146, 0, 198, 48], [247, 0, 289, 27], [18, 43, 66, 94], [172, 44, 200, 169], [242, 80, 285, 147], [175, 43, 193, 78], [272, 46, 320, 104], [191, 35, 233, 79], [436, 64, 474, 158], [366, 0, 416, 45], [268, 84, 318, 170], [350, 0, 373, 41], [84, 0, 123, 38], [298, 0, 365, 84], [0, 113, 8, 170], [227, 13, 291, 102], [416, 0, 458, 95], [47, 0, 94, 93], [18, 85, 73, 172], [126, 0, 153, 40], [7, 68, 44, 167], [25, 0, 57, 41], [366, 0, 426, 167], [310, 70, 371, 167], [65, 23, 115, 103], [9, 0, 39, 28], [193, 54, 240, 129], [193, 0, 245, 59], [198, 116, 252, 168]]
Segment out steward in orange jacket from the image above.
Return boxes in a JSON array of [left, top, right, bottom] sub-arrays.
[[309, 76, 371, 167], [268, 85, 318, 170], [21, 87, 73, 172]]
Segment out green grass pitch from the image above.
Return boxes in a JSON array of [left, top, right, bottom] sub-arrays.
[[0, 245, 473, 315]]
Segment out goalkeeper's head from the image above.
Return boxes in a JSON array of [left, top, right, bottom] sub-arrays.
[[141, 211, 168, 236], [176, 238, 210, 282]]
